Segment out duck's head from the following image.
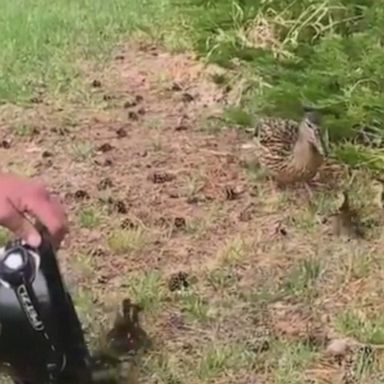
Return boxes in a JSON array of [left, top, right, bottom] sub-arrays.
[[299, 110, 327, 156]]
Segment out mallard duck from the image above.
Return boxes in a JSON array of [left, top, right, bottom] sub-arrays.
[[253, 110, 326, 186]]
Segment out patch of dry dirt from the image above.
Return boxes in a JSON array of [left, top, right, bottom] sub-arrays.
[[0, 40, 272, 305]]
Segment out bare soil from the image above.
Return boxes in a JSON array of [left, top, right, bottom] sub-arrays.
[[1, 41, 261, 280]]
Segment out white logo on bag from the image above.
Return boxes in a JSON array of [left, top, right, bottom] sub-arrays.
[[17, 285, 44, 331]]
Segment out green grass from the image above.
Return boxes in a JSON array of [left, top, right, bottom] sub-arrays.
[[123, 270, 167, 311], [0, 0, 175, 104], [280, 257, 323, 300], [2, 0, 384, 167], [335, 309, 384, 345], [178, 290, 213, 323], [107, 227, 149, 254], [70, 141, 95, 162], [168, 0, 384, 169], [196, 342, 255, 381], [78, 206, 102, 229]]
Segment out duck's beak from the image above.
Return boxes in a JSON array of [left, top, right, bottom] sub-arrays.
[[312, 133, 327, 156]]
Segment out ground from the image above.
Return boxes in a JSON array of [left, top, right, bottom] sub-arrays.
[[2, 39, 384, 384]]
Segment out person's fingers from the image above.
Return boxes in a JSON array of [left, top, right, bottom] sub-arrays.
[[22, 192, 68, 248], [0, 207, 42, 247]]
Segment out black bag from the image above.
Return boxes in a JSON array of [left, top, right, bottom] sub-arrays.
[[0, 225, 93, 384]]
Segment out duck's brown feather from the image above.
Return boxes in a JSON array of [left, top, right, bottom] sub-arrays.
[[254, 117, 324, 184]]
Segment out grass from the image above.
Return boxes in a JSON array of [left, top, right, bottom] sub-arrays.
[[271, 341, 319, 384], [167, 0, 384, 170], [280, 257, 323, 300], [216, 235, 250, 267], [0, 0, 382, 169], [335, 309, 384, 345], [78, 206, 102, 228], [107, 227, 149, 254], [123, 270, 167, 311], [196, 342, 255, 381], [0, 0, 175, 104], [178, 290, 213, 323], [70, 141, 95, 162], [11, 124, 36, 137], [1, 0, 383, 167]]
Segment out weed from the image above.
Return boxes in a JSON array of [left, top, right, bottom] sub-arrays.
[[70, 141, 94, 162], [281, 257, 323, 299], [200, 115, 225, 134], [124, 270, 167, 311], [107, 227, 148, 254], [206, 266, 238, 291], [178, 290, 212, 323], [11, 124, 36, 137], [210, 73, 228, 86], [270, 340, 319, 384], [72, 252, 95, 280], [6, 160, 37, 177], [289, 210, 317, 232], [142, 353, 185, 384], [223, 106, 254, 127], [346, 250, 375, 280], [183, 175, 204, 203], [335, 309, 384, 345], [151, 138, 164, 152], [242, 159, 266, 183], [308, 190, 338, 216], [78, 206, 102, 229], [197, 342, 255, 381], [216, 235, 249, 267], [184, 217, 209, 237], [145, 118, 165, 131], [73, 287, 96, 331]]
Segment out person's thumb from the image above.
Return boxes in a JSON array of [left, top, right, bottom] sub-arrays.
[[1, 210, 42, 248]]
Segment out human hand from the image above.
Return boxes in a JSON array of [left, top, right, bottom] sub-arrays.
[[0, 173, 68, 249]]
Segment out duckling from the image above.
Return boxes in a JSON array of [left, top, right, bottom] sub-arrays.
[[103, 298, 151, 356], [329, 191, 364, 238], [253, 110, 326, 187], [93, 299, 151, 384]]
